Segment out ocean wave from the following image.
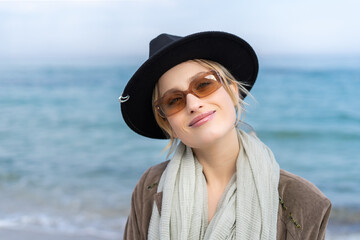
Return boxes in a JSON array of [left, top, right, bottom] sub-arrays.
[[0, 213, 126, 239]]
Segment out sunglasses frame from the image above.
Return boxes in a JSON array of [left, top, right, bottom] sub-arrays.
[[154, 70, 224, 118]]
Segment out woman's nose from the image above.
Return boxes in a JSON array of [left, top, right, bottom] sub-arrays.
[[185, 93, 203, 114]]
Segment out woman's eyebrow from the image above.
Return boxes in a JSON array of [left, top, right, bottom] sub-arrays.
[[188, 71, 207, 83]]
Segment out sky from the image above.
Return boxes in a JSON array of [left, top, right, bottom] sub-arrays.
[[0, 0, 359, 64]]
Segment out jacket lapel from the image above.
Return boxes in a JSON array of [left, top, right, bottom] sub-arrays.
[[154, 192, 163, 215]]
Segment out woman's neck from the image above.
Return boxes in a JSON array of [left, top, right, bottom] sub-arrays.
[[192, 128, 239, 187]]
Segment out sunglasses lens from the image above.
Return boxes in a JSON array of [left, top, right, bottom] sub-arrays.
[[161, 91, 185, 116], [193, 73, 220, 96]]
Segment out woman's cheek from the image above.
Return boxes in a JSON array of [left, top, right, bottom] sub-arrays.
[[167, 116, 185, 138]]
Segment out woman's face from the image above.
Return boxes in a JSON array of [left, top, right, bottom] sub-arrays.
[[157, 61, 237, 149]]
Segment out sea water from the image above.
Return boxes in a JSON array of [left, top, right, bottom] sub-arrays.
[[0, 57, 359, 238]]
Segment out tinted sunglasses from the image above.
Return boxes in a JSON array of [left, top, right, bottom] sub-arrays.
[[154, 70, 223, 118]]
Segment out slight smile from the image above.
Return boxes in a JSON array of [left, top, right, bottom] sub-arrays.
[[189, 110, 216, 127]]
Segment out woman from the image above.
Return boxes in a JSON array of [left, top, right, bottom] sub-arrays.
[[120, 32, 331, 240]]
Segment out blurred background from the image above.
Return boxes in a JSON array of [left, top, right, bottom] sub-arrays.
[[0, 0, 359, 239]]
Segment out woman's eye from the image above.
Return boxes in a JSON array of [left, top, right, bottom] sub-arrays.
[[167, 97, 182, 106], [196, 81, 212, 90]]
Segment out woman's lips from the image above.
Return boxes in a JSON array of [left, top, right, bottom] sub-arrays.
[[189, 110, 216, 127]]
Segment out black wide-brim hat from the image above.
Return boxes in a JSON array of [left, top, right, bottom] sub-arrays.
[[120, 31, 259, 139]]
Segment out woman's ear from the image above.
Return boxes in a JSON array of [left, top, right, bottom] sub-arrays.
[[230, 82, 238, 93]]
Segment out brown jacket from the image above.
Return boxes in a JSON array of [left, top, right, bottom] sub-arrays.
[[124, 161, 331, 240]]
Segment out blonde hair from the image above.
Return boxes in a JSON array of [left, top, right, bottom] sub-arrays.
[[152, 59, 254, 154]]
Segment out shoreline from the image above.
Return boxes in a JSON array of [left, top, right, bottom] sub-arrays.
[[0, 228, 119, 240]]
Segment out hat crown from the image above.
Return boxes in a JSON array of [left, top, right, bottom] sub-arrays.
[[149, 33, 181, 57]]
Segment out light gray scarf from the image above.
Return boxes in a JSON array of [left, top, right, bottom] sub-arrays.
[[148, 130, 280, 239]]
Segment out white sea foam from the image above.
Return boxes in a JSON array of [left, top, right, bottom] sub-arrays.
[[0, 213, 127, 239]]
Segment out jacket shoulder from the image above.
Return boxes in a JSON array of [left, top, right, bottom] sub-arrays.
[[277, 169, 331, 240], [279, 169, 329, 202], [136, 160, 169, 193], [123, 160, 169, 240]]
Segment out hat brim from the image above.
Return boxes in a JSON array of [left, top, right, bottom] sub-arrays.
[[121, 31, 259, 139]]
